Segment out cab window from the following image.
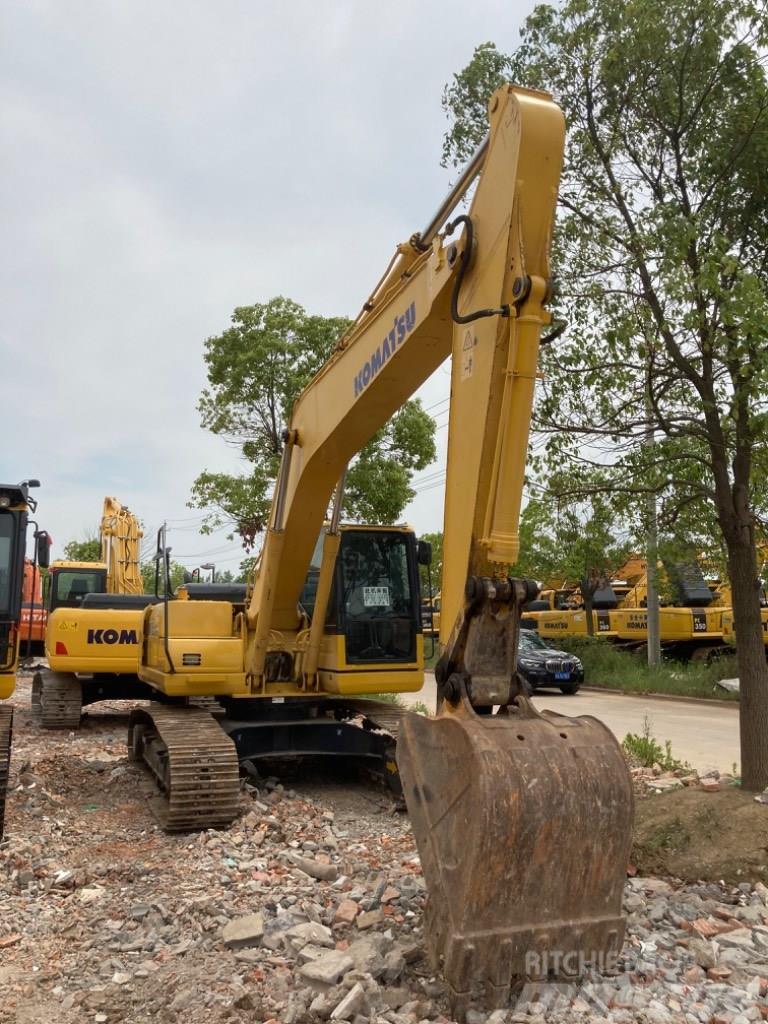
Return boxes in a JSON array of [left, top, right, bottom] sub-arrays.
[[51, 570, 106, 610]]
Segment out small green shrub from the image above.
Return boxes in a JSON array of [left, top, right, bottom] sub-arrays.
[[622, 715, 689, 771]]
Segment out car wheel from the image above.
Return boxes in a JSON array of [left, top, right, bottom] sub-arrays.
[[560, 683, 580, 695]]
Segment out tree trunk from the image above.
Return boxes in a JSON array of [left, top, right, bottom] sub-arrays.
[[727, 537, 768, 791]]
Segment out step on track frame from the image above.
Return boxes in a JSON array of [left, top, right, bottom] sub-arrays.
[[128, 704, 240, 832], [0, 706, 12, 840]]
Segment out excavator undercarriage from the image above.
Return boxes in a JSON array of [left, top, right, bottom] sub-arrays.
[[126, 694, 409, 832]]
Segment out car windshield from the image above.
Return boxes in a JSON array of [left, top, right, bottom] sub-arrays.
[[519, 630, 547, 651]]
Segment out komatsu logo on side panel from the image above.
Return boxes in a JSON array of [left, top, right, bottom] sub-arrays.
[[87, 628, 138, 645], [354, 302, 416, 397]]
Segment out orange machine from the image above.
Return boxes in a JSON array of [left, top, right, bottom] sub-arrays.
[[19, 558, 47, 657]]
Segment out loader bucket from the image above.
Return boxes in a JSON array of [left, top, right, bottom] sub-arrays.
[[397, 694, 633, 1011]]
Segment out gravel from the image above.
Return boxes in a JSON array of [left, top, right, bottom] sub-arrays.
[[2, 673, 768, 1023]]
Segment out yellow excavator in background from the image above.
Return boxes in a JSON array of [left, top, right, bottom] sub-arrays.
[[0, 479, 49, 839], [114, 86, 631, 1008], [529, 555, 728, 660], [35, 495, 157, 727]]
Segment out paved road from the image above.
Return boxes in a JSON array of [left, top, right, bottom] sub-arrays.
[[401, 674, 740, 773]]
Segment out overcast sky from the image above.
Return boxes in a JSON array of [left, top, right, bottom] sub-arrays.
[[2, 0, 534, 573]]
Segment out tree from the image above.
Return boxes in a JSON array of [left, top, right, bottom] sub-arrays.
[[513, 498, 633, 633], [140, 561, 188, 596], [418, 531, 444, 596], [443, 2, 768, 787], [236, 556, 258, 583], [190, 297, 437, 546], [63, 536, 101, 562]]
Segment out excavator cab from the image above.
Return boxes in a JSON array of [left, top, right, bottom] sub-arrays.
[[300, 526, 424, 666], [0, 479, 41, 839], [296, 528, 428, 679], [47, 562, 108, 612]]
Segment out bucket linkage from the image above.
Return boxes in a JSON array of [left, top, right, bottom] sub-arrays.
[[397, 577, 633, 1014]]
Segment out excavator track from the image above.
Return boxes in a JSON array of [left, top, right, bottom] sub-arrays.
[[0, 706, 12, 840], [343, 698, 412, 740], [128, 704, 240, 832], [36, 671, 82, 729]]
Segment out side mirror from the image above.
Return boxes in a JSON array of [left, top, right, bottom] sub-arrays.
[[36, 531, 51, 569], [183, 570, 193, 584], [417, 540, 433, 566]]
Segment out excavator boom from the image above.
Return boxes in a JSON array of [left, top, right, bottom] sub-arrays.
[[132, 85, 633, 1011]]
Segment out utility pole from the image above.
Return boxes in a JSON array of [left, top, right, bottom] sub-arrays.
[[646, 355, 661, 667]]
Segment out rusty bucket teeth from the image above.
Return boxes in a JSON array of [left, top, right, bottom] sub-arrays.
[[397, 695, 633, 1011]]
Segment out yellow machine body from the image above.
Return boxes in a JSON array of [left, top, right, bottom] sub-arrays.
[[37, 499, 151, 728], [141, 524, 425, 698], [116, 87, 633, 1010], [722, 607, 768, 647], [46, 606, 146, 674]]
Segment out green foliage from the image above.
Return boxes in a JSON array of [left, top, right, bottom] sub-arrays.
[[418, 531, 443, 594], [408, 701, 430, 716], [236, 556, 258, 584], [441, 42, 514, 167], [555, 635, 738, 700], [513, 496, 632, 586], [443, 1, 768, 549], [140, 560, 188, 596], [62, 536, 101, 562], [623, 716, 689, 771], [190, 297, 437, 544]]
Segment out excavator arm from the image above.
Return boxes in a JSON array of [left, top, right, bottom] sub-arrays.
[[100, 496, 144, 595], [246, 85, 564, 687], [134, 86, 632, 1011], [241, 85, 632, 1011]]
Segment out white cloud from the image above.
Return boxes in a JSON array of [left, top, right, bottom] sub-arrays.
[[1, 0, 532, 562]]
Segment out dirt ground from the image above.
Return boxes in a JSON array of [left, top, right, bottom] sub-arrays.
[[634, 787, 768, 884]]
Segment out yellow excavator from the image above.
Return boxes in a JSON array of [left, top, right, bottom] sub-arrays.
[[111, 85, 629, 1008], [35, 495, 157, 726], [0, 479, 49, 839], [530, 556, 727, 660]]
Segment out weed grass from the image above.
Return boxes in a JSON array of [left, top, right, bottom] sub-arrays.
[[551, 636, 739, 701]]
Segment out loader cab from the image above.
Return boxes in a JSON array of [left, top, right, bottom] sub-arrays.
[[47, 561, 108, 613], [0, 487, 29, 674], [300, 526, 423, 664]]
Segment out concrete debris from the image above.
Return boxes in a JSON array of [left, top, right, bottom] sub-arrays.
[[330, 980, 367, 1019], [221, 912, 265, 949], [4, 673, 768, 1023]]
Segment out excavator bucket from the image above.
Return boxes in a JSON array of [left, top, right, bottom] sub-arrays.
[[397, 693, 633, 1012]]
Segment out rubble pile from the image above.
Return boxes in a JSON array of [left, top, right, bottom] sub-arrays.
[[2, 676, 768, 1023], [631, 764, 739, 796]]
